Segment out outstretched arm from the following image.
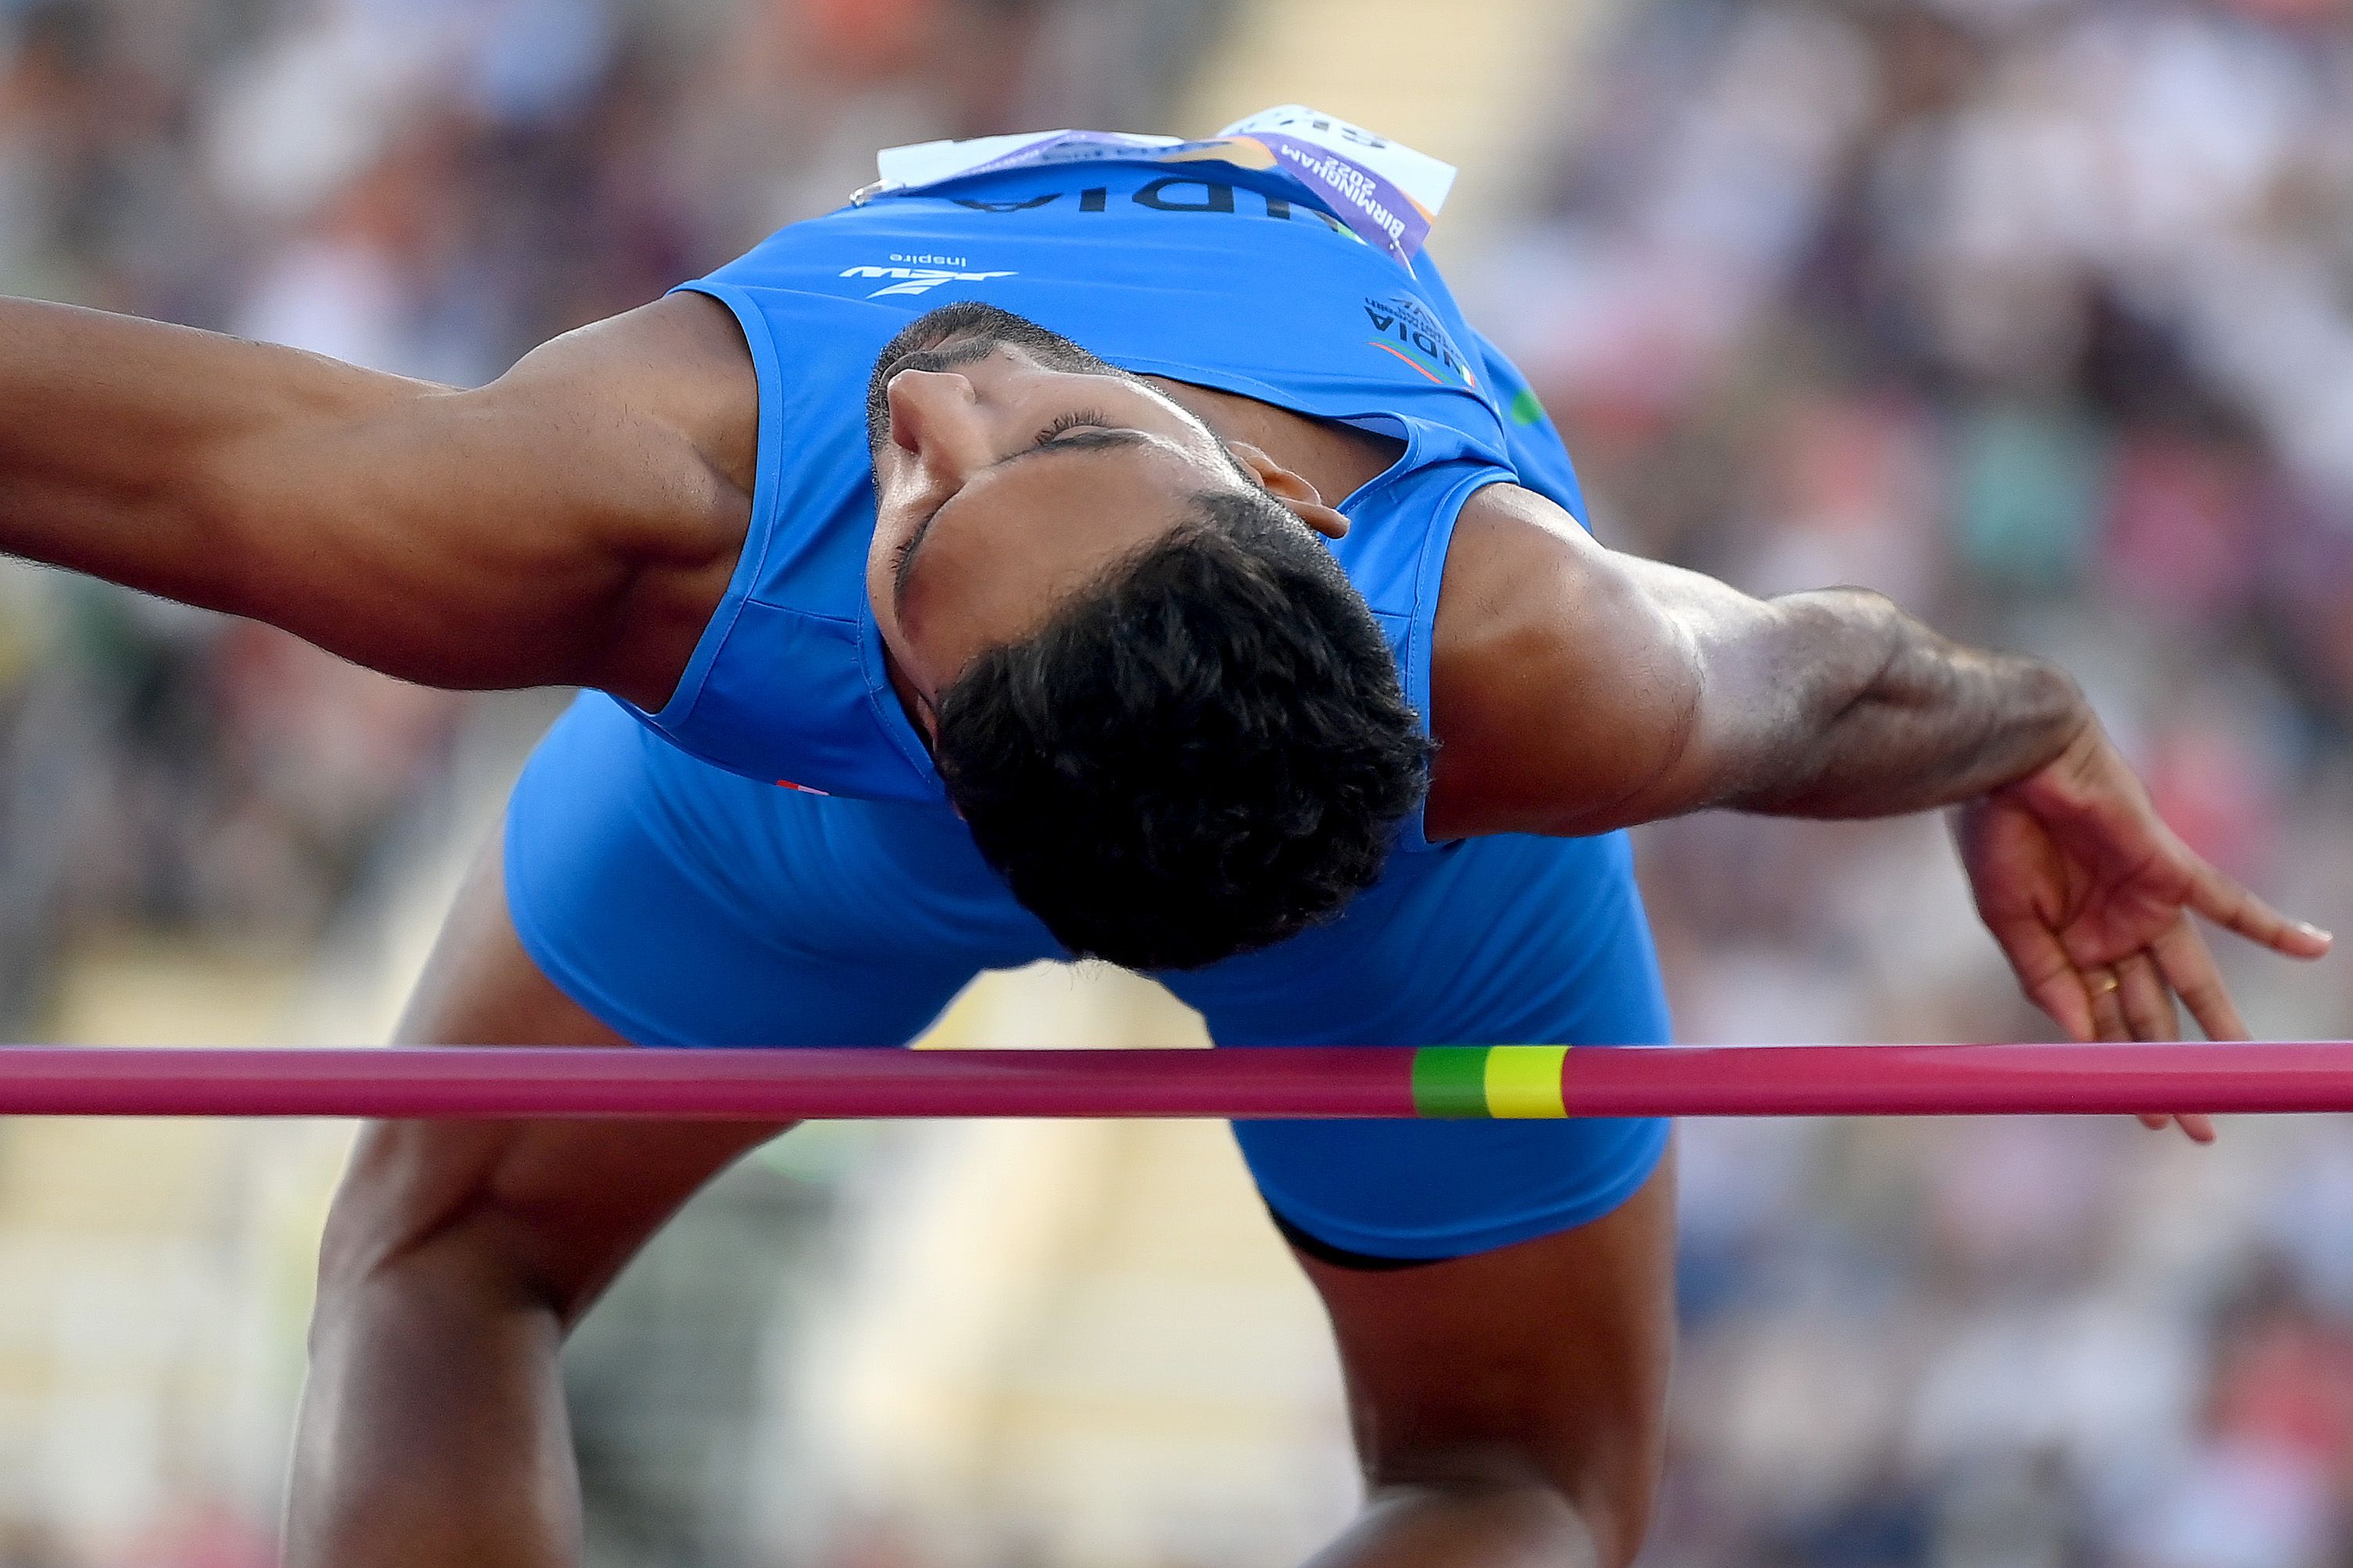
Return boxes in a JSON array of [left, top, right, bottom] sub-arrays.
[[1430, 485, 2329, 1109], [0, 293, 751, 704], [1428, 484, 2093, 833]]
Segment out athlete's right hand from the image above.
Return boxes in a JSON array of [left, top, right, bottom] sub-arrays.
[[1952, 720, 2333, 1143]]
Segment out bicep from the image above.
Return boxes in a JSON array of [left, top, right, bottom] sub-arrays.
[[203, 302, 750, 697], [206, 388, 642, 688], [1425, 486, 1785, 839]]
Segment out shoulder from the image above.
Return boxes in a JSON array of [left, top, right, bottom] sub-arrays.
[[486, 293, 758, 523], [473, 293, 759, 707], [1424, 484, 1697, 839]]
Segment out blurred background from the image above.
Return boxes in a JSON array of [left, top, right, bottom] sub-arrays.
[[1, 0, 2351, 1563]]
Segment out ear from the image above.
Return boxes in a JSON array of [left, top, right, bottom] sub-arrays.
[[1227, 441, 1351, 540]]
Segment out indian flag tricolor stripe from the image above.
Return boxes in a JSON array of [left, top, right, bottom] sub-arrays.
[[1409, 1045, 1573, 1118]]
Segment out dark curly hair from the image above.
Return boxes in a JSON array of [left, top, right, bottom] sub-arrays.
[[934, 487, 1433, 971]]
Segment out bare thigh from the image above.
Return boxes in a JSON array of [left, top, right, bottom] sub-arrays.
[[396, 827, 635, 1048]]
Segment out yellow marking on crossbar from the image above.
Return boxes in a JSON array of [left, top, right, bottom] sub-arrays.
[[1484, 1045, 1570, 1118]]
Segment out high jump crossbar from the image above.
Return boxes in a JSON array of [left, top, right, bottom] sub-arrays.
[[1, 1042, 2351, 1120]]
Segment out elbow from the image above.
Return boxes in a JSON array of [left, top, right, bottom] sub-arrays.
[[1771, 585, 1913, 728], [1779, 586, 1906, 677]]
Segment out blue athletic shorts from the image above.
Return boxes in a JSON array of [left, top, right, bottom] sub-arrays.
[[505, 693, 1671, 1260]]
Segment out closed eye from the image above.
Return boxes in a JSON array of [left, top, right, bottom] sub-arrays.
[[1034, 408, 1118, 445], [891, 424, 1157, 602], [993, 425, 1154, 468]]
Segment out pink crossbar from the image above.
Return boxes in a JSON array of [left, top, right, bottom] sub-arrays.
[[0, 1042, 2348, 1120]]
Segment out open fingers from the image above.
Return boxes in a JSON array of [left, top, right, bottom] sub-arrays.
[[2152, 917, 2250, 1041], [2188, 863, 2333, 959]]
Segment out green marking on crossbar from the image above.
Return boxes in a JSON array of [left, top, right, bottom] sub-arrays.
[[1411, 1046, 1493, 1117]]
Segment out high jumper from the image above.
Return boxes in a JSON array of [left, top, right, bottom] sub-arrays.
[[0, 109, 2328, 1568]]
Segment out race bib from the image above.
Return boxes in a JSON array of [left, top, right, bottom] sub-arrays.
[[859, 105, 1458, 269]]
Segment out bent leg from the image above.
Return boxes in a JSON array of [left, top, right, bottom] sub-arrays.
[[286, 840, 788, 1568], [1296, 1155, 1676, 1568], [288, 695, 1042, 1568]]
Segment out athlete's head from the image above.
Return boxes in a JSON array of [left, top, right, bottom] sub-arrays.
[[863, 301, 1430, 970]]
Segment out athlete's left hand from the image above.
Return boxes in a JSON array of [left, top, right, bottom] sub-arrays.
[[1952, 719, 2333, 1144]]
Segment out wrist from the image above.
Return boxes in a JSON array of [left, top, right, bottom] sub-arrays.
[[1982, 677, 2126, 829], [1985, 657, 2096, 793]]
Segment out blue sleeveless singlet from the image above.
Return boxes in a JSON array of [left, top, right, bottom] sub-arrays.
[[648, 159, 1589, 847], [499, 149, 1673, 1261]]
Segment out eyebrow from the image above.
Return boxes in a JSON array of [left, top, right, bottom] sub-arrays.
[[892, 428, 1157, 602]]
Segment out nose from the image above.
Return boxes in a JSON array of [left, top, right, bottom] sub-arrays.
[[885, 369, 993, 475]]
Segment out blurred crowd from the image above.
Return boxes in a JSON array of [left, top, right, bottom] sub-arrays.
[[13, 0, 2353, 1563], [1474, 0, 2353, 1563], [1661, 1112, 2353, 1568]]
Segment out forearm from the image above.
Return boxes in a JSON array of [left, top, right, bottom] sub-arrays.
[[1708, 587, 2088, 818], [286, 1230, 582, 1568]]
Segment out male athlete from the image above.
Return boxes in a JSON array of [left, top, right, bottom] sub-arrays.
[[0, 114, 2329, 1566]]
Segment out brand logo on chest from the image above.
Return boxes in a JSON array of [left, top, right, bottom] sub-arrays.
[[841, 264, 1016, 297]]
